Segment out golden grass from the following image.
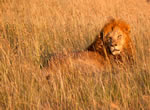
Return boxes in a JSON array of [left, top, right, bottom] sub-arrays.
[[0, 0, 150, 109]]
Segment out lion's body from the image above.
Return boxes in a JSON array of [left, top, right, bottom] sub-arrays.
[[48, 51, 109, 70], [45, 19, 135, 74], [44, 51, 111, 75]]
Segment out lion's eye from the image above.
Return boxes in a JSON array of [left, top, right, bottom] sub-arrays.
[[118, 35, 122, 38], [108, 37, 112, 42]]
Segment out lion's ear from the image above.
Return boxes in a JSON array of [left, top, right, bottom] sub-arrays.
[[120, 21, 131, 34], [125, 25, 131, 34]]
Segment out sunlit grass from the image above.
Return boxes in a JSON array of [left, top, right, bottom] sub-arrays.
[[0, 0, 150, 109]]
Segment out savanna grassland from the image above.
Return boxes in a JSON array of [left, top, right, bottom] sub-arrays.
[[0, 0, 150, 110]]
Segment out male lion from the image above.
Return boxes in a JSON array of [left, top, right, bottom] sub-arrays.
[[88, 19, 136, 64], [44, 19, 135, 76]]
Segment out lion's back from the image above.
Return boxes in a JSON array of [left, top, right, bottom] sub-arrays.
[[46, 51, 110, 72]]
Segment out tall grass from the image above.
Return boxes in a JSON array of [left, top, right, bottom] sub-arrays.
[[0, 0, 150, 109]]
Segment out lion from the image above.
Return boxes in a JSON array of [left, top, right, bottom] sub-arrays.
[[88, 19, 136, 64], [44, 19, 136, 77]]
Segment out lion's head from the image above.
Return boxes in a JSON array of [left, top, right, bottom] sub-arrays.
[[88, 19, 135, 63]]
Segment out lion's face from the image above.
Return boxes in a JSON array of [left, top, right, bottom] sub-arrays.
[[103, 26, 128, 55]]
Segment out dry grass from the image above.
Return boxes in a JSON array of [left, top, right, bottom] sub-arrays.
[[0, 0, 150, 109]]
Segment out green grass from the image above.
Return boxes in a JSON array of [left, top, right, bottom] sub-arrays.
[[0, 0, 150, 109]]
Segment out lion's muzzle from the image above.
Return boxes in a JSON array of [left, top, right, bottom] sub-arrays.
[[110, 46, 121, 55]]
